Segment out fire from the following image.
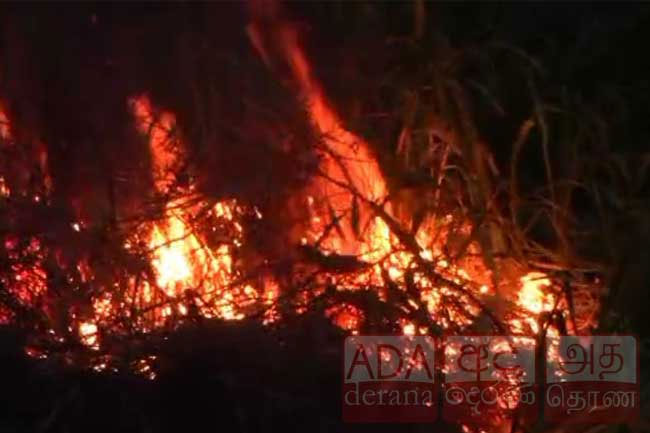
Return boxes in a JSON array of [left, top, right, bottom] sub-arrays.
[[518, 272, 555, 315], [149, 218, 197, 291], [0, 11, 609, 433], [249, 14, 503, 333], [123, 96, 256, 324], [249, 15, 387, 260], [0, 9, 599, 402], [247, 10, 599, 343], [0, 103, 49, 324], [279, 24, 387, 203], [0, 101, 10, 140], [73, 96, 264, 337], [79, 321, 99, 349]]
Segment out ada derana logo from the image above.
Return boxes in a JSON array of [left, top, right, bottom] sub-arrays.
[[343, 335, 437, 423]]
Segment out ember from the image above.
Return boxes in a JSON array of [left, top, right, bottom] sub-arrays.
[[0, 2, 641, 432], [0, 4, 600, 359]]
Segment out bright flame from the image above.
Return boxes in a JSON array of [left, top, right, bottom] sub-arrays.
[[249, 18, 502, 333], [0, 10, 599, 393], [0, 104, 49, 324], [518, 272, 555, 315], [121, 96, 255, 325], [246, 10, 600, 341], [0, 101, 10, 141], [79, 322, 99, 349]]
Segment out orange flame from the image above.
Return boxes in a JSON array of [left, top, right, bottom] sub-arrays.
[[246, 11, 600, 339], [0, 100, 10, 141], [0, 11, 599, 378], [0, 103, 48, 324], [249, 15, 497, 332], [129, 96, 258, 323]]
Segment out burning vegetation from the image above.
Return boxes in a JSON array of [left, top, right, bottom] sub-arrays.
[[0, 7, 600, 360], [0, 2, 646, 432], [0, 4, 599, 363]]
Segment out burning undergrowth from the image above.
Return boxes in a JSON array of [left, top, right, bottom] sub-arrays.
[[0, 3, 612, 428]]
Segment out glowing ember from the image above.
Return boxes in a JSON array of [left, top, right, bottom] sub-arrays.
[[0, 101, 10, 140], [518, 272, 555, 315], [79, 322, 99, 349], [245, 11, 600, 351], [123, 95, 257, 325], [326, 304, 363, 332], [249, 16, 508, 334], [0, 10, 600, 403], [0, 104, 49, 324]]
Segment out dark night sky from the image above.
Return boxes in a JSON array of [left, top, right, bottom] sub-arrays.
[[2, 2, 649, 153], [1, 2, 649, 239]]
